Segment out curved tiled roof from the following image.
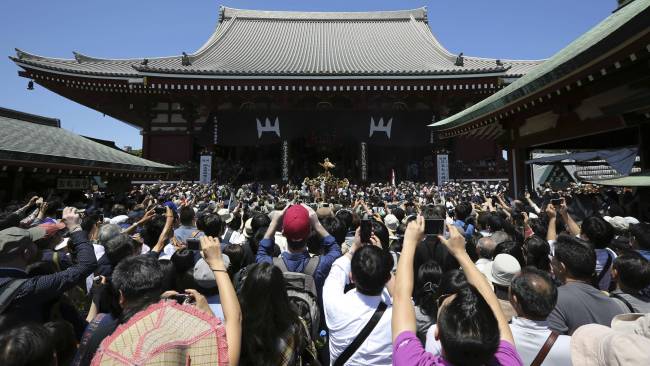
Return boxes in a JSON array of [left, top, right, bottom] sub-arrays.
[[11, 6, 543, 78], [0, 110, 174, 171], [430, 0, 650, 132]]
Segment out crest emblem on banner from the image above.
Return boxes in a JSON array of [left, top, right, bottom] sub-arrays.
[[369, 117, 392, 139], [256, 117, 281, 138]]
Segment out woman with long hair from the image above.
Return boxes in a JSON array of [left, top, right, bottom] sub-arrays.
[[412, 261, 443, 342], [523, 235, 552, 272], [239, 262, 317, 366]]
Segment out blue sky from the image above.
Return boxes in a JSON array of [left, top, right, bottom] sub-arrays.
[[0, 0, 614, 149]]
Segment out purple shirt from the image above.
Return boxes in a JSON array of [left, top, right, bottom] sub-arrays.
[[393, 331, 523, 366]]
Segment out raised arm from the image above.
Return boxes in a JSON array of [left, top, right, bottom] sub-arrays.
[[151, 207, 174, 253], [201, 236, 242, 366], [122, 208, 155, 235], [439, 223, 514, 343], [546, 204, 557, 242], [392, 216, 424, 341], [559, 200, 580, 237]]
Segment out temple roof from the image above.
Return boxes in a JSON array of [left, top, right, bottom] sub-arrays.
[[11, 6, 541, 79], [0, 107, 174, 172], [430, 0, 650, 133]]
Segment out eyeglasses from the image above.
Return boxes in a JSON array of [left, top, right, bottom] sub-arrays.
[[436, 293, 453, 309]]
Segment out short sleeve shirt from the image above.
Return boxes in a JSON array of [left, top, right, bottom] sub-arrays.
[[393, 331, 523, 366]]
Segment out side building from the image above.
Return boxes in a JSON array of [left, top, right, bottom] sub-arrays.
[[0, 107, 174, 201]]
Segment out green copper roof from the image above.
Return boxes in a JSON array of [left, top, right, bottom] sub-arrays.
[[430, 0, 650, 131]]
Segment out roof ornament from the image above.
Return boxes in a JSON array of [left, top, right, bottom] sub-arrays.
[[141, 58, 149, 66], [181, 52, 191, 66], [15, 49, 28, 60], [27, 80, 34, 90], [496, 59, 503, 66], [454, 53, 464, 67]]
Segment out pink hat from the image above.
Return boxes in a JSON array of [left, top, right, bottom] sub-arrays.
[[283, 205, 310, 242], [91, 300, 228, 365], [571, 324, 650, 366]]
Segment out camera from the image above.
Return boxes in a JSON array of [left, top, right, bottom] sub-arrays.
[[170, 294, 195, 305]]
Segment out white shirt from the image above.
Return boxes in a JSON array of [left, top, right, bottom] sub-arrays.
[[510, 317, 572, 366], [221, 229, 246, 245], [425, 325, 442, 355], [475, 258, 492, 273], [323, 256, 393, 366]]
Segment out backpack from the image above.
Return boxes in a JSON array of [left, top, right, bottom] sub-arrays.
[[273, 256, 321, 339]]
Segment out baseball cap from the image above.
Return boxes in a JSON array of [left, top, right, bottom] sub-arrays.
[[91, 300, 227, 365], [282, 205, 310, 242], [483, 254, 521, 287], [0, 226, 47, 256], [571, 323, 650, 366]]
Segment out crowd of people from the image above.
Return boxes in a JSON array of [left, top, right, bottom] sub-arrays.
[[1, 179, 649, 365]]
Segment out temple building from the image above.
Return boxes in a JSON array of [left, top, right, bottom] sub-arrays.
[[11, 6, 542, 182], [430, 0, 650, 205]]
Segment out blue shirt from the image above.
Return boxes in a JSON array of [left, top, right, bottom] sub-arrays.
[[638, 249, 650, 261], [453, 219, 475, 240], [256, 235, 342, 295], [174, 225, 204, 244]]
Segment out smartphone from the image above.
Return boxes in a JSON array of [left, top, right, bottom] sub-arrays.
[[186, 238, 200, 250], [550, 198, 563, 207], [424, 219, 445, 236], [170, 294, 194, 305], [360, 219, 372, 244]]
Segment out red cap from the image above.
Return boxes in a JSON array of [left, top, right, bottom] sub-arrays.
[[39, 222, 66, 238], [282, 205, 310, 242]]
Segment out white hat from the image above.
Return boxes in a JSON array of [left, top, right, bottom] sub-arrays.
[[384, 214, 399, 232], [483, 254, 521, 287], [604, 216, 629, 231], [243, 218, 254, 238], [216, 208, 234, 224]]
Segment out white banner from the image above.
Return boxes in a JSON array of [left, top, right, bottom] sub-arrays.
[[437, 154, 449, 185], [199, 155, 212, 184]]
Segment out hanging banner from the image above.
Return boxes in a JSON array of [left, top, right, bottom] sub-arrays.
[[437, 154, 449, 185], [202, 111, 432, 146], [199, 155, 212, 184]]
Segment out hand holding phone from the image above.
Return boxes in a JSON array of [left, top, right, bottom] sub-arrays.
[[360, 219, 372, 244], [186, 237, 200, 250], [424, 219, 445, 236]]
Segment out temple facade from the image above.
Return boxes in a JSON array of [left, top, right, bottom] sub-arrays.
[[11, 6, 542, 183]]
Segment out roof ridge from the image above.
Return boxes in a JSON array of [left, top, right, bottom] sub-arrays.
[[220, 6, 428, 21]]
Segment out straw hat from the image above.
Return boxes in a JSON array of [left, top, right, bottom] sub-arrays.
[[91, 300, 228, 365]]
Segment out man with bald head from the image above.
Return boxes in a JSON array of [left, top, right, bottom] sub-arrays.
[[475, 236, 496, 272], [508, 268, 571, 366]]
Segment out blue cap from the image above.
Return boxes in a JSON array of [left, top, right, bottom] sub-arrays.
[[163, 201, 178, 214]]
